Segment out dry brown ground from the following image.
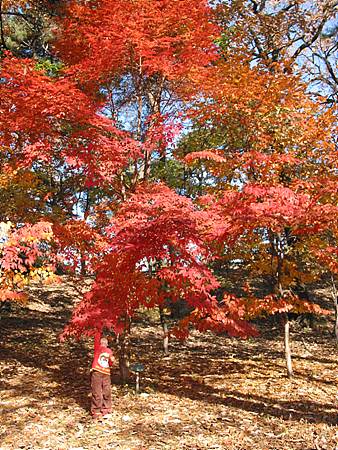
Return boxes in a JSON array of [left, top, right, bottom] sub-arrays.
[[0, 277, 337, 450]]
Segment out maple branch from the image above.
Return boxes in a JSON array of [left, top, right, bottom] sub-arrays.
[[0, 9, 36, 33], [291, 26, 326, 61], [279, 2, 297, 13], [291, 1, 338, 61], [248, 0, 266, 14], [329, 0, 338, 8], [129, 53, 144, 138], [0, 11, 33, 20], [315, 50, 338, 88], [249, 31, 265, 59]]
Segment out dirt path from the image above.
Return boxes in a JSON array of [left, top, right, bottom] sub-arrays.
[[0, 278, 337, 449]]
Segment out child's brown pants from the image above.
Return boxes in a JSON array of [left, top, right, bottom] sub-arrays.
[[90, 370, 112, 417]]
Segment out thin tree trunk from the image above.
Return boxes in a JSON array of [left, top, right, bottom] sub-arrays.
[[334, 296, 338, 346], [275, 237, 293, 378], [80, 251, 86, 276], [116, 316, 131, 383], [80, 189, 90, 275], [159, 306, 169, 356], [331, 275, 338, 345], [283, 313, 293, 378]]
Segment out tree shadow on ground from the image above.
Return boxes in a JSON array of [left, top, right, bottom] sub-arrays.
[[151, 376, 337, 426], [1, 284, 127, 432], [1, 283, 337, 440], [0, 312, 91, 420], [130, 328, 337, 427]]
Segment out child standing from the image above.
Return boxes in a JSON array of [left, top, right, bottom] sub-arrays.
[[91, 332, 115, 419]]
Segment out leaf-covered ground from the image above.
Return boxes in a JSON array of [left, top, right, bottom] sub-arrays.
[[0, 277, 337, 450]]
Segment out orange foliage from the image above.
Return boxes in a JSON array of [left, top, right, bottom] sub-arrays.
[[0, 221, 56, 302]]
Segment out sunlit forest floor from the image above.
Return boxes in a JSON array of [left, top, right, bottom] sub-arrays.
[[0, 277, 337, 450]]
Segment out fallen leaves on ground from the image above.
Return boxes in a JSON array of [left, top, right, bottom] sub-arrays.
[[0, 277, 337, 450]]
